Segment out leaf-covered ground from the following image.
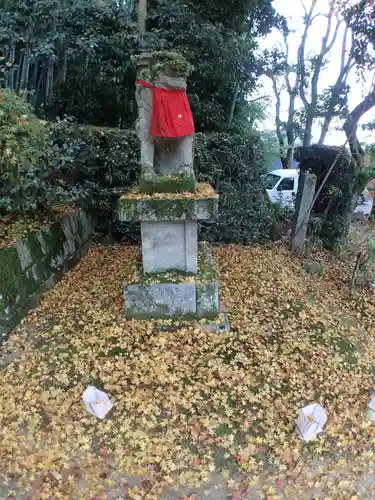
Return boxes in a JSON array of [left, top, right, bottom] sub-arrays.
[[1, 243, 375, 499]]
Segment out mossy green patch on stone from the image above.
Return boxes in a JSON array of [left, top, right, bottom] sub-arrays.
[[133, 51, 192, 79], [196, 243, 219, 318], [0, 246, 37, 309], [25, 231, 45, 263], [151, 311, 228, 332], [196, 282, 219, 319], [120, 197, 181, 220], [130, 242, 217, 285], [40, 222, 67, 258], [124, 309, 198, 321], [197, 242, 218, 283], [151, 51, 192, 78], [139, 169, 197, 195], [118, 194, 218, 222], [139, 269, 195, 285]]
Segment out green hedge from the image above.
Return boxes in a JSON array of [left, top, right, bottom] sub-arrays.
[[295, 145, 356, 248], [194, 133, 275, 243], [49, 122, 276, 243]]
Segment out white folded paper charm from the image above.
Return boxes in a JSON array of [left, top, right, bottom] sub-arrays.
[[296, 403, 327, 441], [82, 386, 113, 419]]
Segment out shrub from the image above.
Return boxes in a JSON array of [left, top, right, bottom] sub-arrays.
[[0, 90, 60, 215], [47, 120, 140, 237], [195, 133, 276, 243], [49, 123, 276, 243], [48, 120, 140, 210], [295, 144, 356, 249]]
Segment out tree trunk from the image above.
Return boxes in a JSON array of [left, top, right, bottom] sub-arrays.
[[303, 104, 314, 147], [227, 80, 240, 127], [343, 88, 375, 226], [270, 75, 284, 151], [286, 145, 295, 169], [285, 91, 296, 169], [34, 69, 44, 109], [16, 52, 24, 93], [138, 0, 147, 35], [343, 88, 375, 164], [20, 50, 30, 92], [318, 102, 335, 145], [8, 45, 16, 91], [62, 54, 68, 83]]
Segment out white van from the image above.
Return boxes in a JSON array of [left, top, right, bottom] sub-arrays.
[[264, 169, 299, 209], [265, 168, 370, 211]]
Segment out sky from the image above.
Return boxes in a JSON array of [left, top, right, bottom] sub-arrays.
[[257, 0, 375, 146]]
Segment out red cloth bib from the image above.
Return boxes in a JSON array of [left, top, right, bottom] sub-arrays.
[[137, 79, 195, 138]]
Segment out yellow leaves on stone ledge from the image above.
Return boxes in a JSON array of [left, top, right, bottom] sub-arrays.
[[120, 182, 217, 200]]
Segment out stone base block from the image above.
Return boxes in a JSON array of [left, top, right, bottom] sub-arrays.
[[125, 282, 197, 319], [153, 306, 230, 333], [196, 282, 219, 318], [141, 220, 197, 274], [124, 242, 220, 320]]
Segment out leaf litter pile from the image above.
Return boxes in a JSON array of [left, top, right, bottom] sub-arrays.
[[1, 243, 375, 498]]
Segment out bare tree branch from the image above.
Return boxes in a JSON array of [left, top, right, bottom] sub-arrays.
[[302, 5, 343, 145], [343, 84, 375, 163], [248, 94, 271, 104], [297, 0, 318, 108], [318, 23, 354, 144], [325, 15, 343, 54], [340, 23, 350, 73], [283, 32, 293, 95], [310, 13, 327, 23], [269, 75, 285, 149], [299, 0, 308, 16]]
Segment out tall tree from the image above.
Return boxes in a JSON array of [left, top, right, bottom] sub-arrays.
[[266, 0, 354, 163], [298, 1, 344, 147]]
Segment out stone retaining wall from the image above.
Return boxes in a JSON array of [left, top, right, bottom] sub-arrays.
[[0, 210, 94, 339]]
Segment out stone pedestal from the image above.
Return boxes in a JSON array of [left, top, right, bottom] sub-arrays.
[[141, 220, 197, 274], [123, 242, 220, 320], [118, 184, 221, 320], [117, 51, 226, 327]]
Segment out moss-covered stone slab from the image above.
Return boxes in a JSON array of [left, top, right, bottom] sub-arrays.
[[118, 183, 218, 222], [196, 282, 219, 319], [196, 242, 219, 318], [124, 242, 220, 320], [125, 282, 197, 319], [152, 306, 230, 333], [139, 167, 197, 194]]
